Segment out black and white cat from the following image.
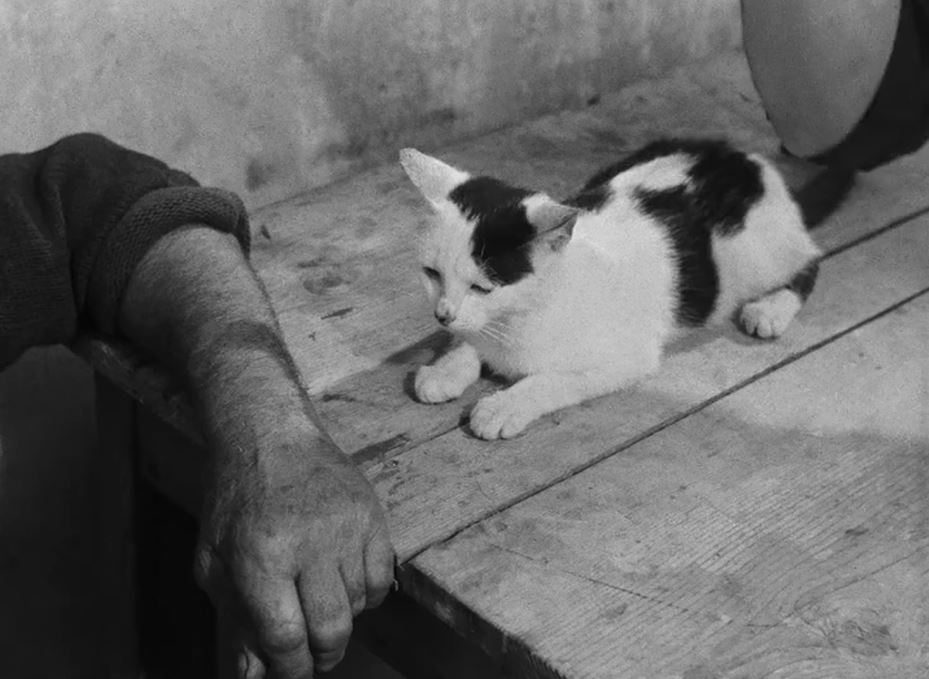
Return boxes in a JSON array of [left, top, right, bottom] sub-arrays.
[[399, 139, 852, 440]]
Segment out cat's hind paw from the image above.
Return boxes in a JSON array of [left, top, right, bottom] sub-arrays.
[[739, 289, 802, 340], [469, 391, 536, 440]]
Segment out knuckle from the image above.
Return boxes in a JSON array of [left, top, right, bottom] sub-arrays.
[[258, 618, 306, 656], [310, 614, 353, 653], [239, 648, 267, 679], [315, 648, 347, 673], [350, 593, 367, 616]]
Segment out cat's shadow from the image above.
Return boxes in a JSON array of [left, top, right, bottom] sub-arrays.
[[665, 318, 771, 355]]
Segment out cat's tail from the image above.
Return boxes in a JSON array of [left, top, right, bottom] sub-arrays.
[[792, 164, 856, 229]]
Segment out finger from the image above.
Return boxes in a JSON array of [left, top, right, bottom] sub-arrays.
[[363, 532, 396, 609], [236, 576, 314, 679], [238, 640, 266, 679], [339, 556, 367, 617], [210, 583, 267, 679], [198, 550, 272, 679], [297, 567, 353, 673]]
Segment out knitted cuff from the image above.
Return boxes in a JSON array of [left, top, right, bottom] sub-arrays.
[[85, 185, 252, 336]]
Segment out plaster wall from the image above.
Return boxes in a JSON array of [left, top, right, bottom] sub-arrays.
[[1, 0, 740, 208]]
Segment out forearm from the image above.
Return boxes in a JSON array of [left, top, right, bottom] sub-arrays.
[[0, 133, 249, 370], [120, 225, 393, 679], [118, 225, 335, 468]]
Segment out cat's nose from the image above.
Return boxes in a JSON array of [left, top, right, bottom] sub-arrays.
[[435, 309, 453, 326]]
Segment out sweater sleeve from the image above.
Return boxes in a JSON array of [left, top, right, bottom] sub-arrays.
[[0, 133, 251, 370]]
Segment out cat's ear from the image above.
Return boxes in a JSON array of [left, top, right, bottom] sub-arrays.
[[527, 200, 579, 252], [400, 148, 470, 204]]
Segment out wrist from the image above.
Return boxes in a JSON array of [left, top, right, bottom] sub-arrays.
[[191, 344, 335, 456]]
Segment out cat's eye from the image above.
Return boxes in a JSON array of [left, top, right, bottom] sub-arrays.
[[422, 266, 441, 281], [470, 283, 493, 295]]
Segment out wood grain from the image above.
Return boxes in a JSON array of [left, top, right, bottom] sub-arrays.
[[411, 293, 929, 679]]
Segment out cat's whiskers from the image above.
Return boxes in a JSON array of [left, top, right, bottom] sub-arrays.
[[479, 328, 516, 350], [480, 320, 519, 350], [479, 322, 510, 341]]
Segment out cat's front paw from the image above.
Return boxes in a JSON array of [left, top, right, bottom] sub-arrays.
[[414, 364, 467, 404], [469, 390, 537, 440]]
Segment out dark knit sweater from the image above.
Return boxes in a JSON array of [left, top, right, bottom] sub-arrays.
[[0, 133, 250, 370]]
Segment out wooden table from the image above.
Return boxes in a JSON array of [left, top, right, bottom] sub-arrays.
[[85, 51, 929, 679]]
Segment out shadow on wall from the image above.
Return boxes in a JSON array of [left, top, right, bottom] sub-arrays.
[[0, 0, 741, 209]]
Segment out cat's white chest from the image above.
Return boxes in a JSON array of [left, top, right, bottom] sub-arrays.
[[465, 323, 534, 379]]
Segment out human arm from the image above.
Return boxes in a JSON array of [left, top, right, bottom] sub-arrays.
[[0, 132, 235, 368], [118, 226, 395, 677], [0, 132, 394, 676]]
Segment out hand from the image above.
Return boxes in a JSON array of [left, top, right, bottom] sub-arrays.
[[195, 431, 395, 678]]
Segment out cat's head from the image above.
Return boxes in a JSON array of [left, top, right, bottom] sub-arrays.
[[400, 148, 578, 334]]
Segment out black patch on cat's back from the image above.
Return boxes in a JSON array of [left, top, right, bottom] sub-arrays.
[[686, 140, 764, 236], [636, 185, 719, 327], [574, 138, 764, 236], [571, 138, 767, 326], [450, 176, 536, 285]]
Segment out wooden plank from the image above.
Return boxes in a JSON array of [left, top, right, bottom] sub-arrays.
[[131, 182, 929, 554], [77, 47, 929, 679], [78, 50, 929, 463], [252, 50, 929, 459], [410, 291, 929, 679], [378, 212, 929, 560]]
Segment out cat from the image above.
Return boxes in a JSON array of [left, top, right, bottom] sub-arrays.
[[399, 138, 853, 440]]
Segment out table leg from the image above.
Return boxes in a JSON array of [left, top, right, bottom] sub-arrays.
[[94, 373, 140, 678]]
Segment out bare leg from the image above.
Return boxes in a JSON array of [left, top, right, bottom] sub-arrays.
[[414, 341, 482, 403]]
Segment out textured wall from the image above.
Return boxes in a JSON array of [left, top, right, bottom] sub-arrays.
[[0, 0, 740, 208]]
